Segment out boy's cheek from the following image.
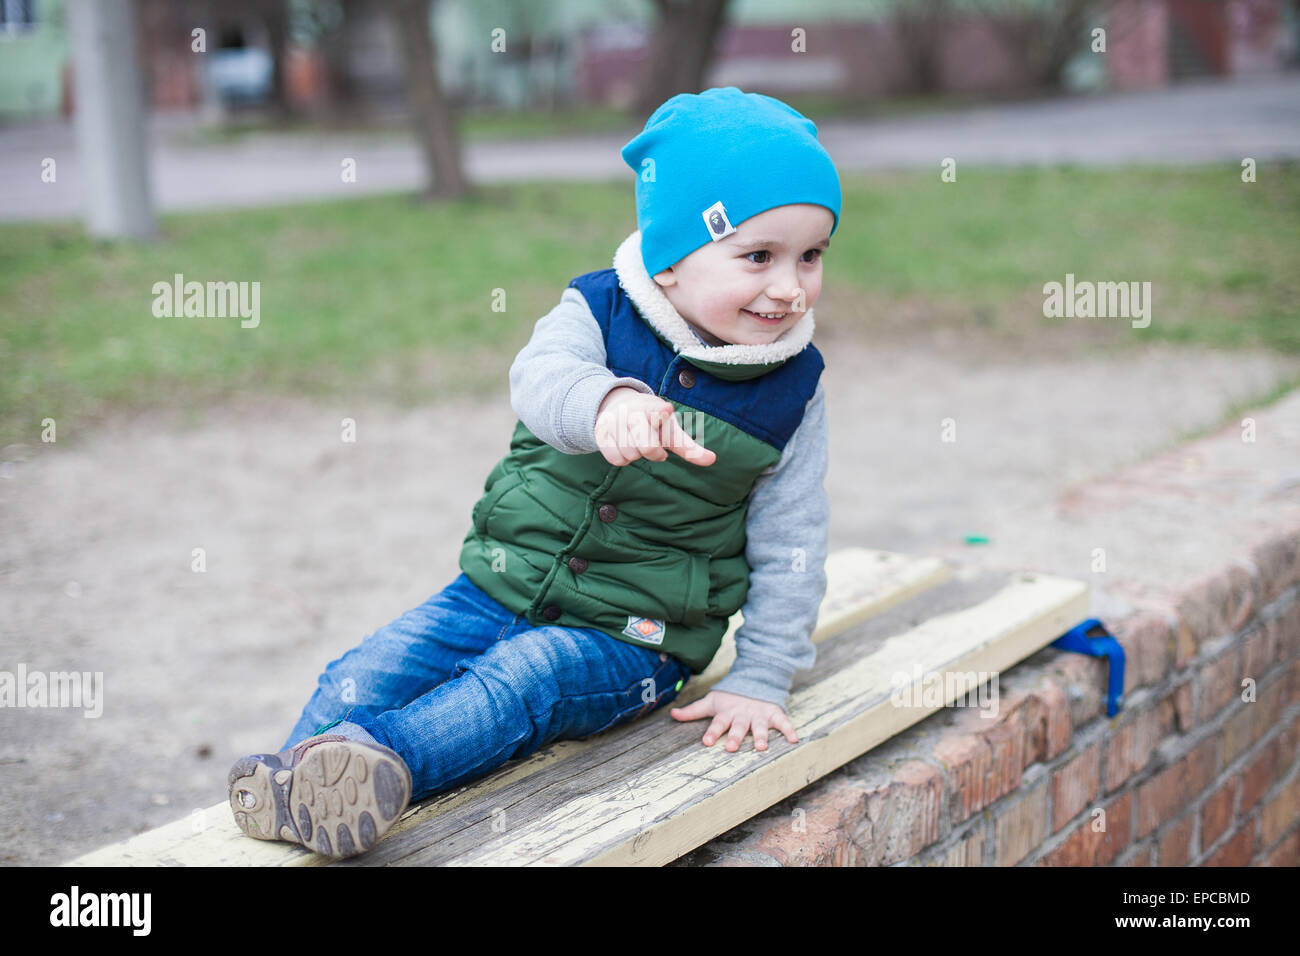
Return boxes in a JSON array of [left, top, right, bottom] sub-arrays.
[[695, 294, 737, 323], [799, 276, 824, 311]]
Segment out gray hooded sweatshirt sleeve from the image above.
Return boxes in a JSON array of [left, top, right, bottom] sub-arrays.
[[507, 286, 828, 709]]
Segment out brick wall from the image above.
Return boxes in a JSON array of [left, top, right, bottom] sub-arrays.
[[1107, 0, 1170, 90], [673, 529, 1300, 867]]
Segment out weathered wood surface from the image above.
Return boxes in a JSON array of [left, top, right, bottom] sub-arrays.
[[65, 551, 1085, 867]]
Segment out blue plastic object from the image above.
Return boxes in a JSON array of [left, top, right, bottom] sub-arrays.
[[1050, 618, 1125, 717]]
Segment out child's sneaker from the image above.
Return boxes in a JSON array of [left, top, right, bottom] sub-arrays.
[[227, 733, 412, 859]]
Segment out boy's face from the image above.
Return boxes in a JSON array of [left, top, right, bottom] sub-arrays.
[[651, 203, 834, 347]]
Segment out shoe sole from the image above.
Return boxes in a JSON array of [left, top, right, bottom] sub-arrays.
[[228, 740, 412, 859]]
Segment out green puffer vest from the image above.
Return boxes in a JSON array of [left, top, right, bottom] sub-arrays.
[[458, 233, 824, 673]]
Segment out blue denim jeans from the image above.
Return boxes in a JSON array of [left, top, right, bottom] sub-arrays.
[[282, 572, 693, 801]]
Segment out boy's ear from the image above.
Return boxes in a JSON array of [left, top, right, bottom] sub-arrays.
[[652, 267, 677, 289]]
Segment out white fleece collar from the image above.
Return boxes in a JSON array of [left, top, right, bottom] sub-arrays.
[[612, 230, 816, 366]]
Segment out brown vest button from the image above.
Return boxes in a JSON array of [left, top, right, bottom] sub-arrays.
[[568, 556, 588, 574], [598, 503, 618, 522], [542, 604, 561, 621], [678, 368, 696, 388]]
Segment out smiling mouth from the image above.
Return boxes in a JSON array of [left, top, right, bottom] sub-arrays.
[[742, 309, 787, 321]]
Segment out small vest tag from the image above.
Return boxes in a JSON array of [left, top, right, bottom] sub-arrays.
[[623, 615, 666, 645]]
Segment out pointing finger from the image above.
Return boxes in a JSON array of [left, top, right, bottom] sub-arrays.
[[662, 415, 716, 467]]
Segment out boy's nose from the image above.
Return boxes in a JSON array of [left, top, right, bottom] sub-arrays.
[[765, 268, 800, 303], [763, 282, 799, 306]]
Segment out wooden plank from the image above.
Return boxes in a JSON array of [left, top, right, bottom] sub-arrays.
[[369, 571, 1088, 866], [677, 547, 951, 706], [65, 547, 948, 867], [585, 573, 1089, 866]]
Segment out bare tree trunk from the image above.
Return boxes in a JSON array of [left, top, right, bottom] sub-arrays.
[[633, 0, 731, 117], [263, 0, 295, 118], [67, 0, 157, 240], [894, 0, 950, 95], [317, 0, 362, 124], [386, 0, 470, 199], [974, 0, 1100, 90]]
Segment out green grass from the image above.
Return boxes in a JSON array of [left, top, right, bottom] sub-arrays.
[[828, 163, 1300, 350], [177, 105, 642, 147], [174, 95, 979, 148], [2, 165, 1297, 446], [460, 104, 640, 140]]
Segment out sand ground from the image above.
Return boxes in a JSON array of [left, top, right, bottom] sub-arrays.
[[2, 319, 1297, 866]]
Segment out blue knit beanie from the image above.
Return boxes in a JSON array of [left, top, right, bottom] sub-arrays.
[[621, 86, 841, 277]]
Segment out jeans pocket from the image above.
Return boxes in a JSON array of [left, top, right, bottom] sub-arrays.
[[584, 654, 687, 738]]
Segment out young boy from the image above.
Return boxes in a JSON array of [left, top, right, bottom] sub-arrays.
[[227, 86, 840, 859]]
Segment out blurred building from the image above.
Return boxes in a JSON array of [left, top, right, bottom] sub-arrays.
[[0, 0, 1296, 121], [0, 0, 65, 117], [1106, 0, 1295, 87], [575, 0, 1296, 102]]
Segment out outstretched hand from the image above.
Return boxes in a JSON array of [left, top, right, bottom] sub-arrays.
[[670, 689, 799, 753], [595, 387, 716, 468]]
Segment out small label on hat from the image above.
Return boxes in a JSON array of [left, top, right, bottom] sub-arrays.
[[702, 201, 736, 242]]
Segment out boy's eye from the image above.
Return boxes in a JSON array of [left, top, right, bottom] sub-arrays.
[[745, 249, 823, 265]]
